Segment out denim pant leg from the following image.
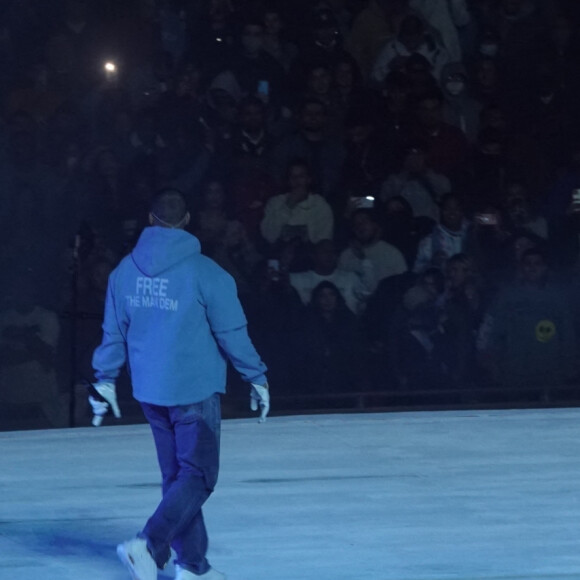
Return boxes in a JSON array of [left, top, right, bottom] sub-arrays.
[[140, 394, 221, 572]]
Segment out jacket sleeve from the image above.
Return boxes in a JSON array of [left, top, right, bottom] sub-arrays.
[[92, 271, 129, 382], [203, 266, 268, 385]]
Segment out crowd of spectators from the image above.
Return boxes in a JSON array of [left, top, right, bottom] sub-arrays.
[[2, 0, 580, 427]]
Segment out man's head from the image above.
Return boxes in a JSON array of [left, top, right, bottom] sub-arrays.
[[445, 253, 475, 289], [287, 160, 312, 193], [238, 96, 266, 134], [521, 248, 548, 284], [351, 209, 381, 245], [307, 64, 333, 97], [398, 15, 425, 53], [264, 10, 283, 36], [311, 8, 339, 47], [149, 189, 190, 229], [416, 89, 444, 130], [312, 239, 338, 275], [311, 281, 344, 314], [240, 21, 265, 56], [299, 98, 327, 136], [505, 182, 532, 225], [439, 194, 464, 232]]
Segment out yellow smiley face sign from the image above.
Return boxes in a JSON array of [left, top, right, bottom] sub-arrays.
[[535, 320, 556, 343]]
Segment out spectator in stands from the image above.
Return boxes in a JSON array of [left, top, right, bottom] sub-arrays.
[[471, 57, 504, 108], [156, 60, 203, 139], [516, 72, 579, 175], [290, 239, 374, 314], [202, 70, 243, 142], [483, 0, 546, 95], [411, 88, 469, 179], [0, 274, 66, 428], [262, 8, 298, 73], [380, 141, 451, 221], [270, 98, 346, 197], [537, 14, 580, 95], [296, 281, 370, 394], [241, 260, 305, 395], [188, 0, 236, 80], [377, 71, 414, 173], [440, 62, 482, 143], [503, 181, 548, 240], [301, 62, 344, 136], [403, 53, 440, 98], [372, 14, 450, 85], [388, 276, 448, 390], [297, 8, 349, 73], [410, 0, 471, 62], [439, 253, 482, 387], [468, 204, 512, 286], [193, 179, 259, 294], [479, 247, 577, 387], [414, 193, 470, 272], [347, 0, 409, 79], [333, 56, 365, 113], [127, 50, 173, 114], [379, 196, 435, 268], [226, 96, 273, 171], [340, 108, 390, 207], [260, 160, 334, 246], [339, 208, 408, 292], [229, 18, 287, 107], [83, 148, 143, 259]]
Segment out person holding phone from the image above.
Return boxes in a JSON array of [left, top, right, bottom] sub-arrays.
[[260, 160, 334, 245], [414, 193, 470, 273]]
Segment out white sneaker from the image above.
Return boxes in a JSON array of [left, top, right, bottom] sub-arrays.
[[175, 564, 226, 580], [117, 538, 158, 580]]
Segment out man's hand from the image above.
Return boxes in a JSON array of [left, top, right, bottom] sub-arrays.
[[250, 383, 270, 423], [88, 381, 121, 426]]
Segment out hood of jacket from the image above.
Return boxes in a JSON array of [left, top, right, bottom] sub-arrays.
[[131, 226, 201, 277]]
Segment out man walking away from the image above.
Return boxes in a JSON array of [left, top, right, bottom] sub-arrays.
[[90, 188, 270, 580]]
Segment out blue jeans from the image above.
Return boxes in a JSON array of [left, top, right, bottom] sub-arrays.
[[139, 394, 221, 574]]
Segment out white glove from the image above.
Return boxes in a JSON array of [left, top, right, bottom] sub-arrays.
[[89, 381, 121, 427], [250, 383, 270, 423]]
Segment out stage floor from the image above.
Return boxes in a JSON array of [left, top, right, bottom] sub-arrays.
[[1, 409, 580, 580]]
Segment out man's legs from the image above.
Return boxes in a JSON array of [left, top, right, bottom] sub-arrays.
[[140, 394, 221, 574]]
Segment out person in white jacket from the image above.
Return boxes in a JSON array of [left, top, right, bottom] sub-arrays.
[[410, 0, 471, 62], [372, 14, 450, 85], [380, 143, 451, 221], [338, 209, 408, 293], [290, 239, 374, 314], [260, 160, 334, 245]]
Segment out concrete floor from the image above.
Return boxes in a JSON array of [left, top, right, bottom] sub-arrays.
[[1, 409, 580, 580]]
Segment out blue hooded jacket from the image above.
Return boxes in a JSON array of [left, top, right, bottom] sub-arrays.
[[92, 226, 267, 406]]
